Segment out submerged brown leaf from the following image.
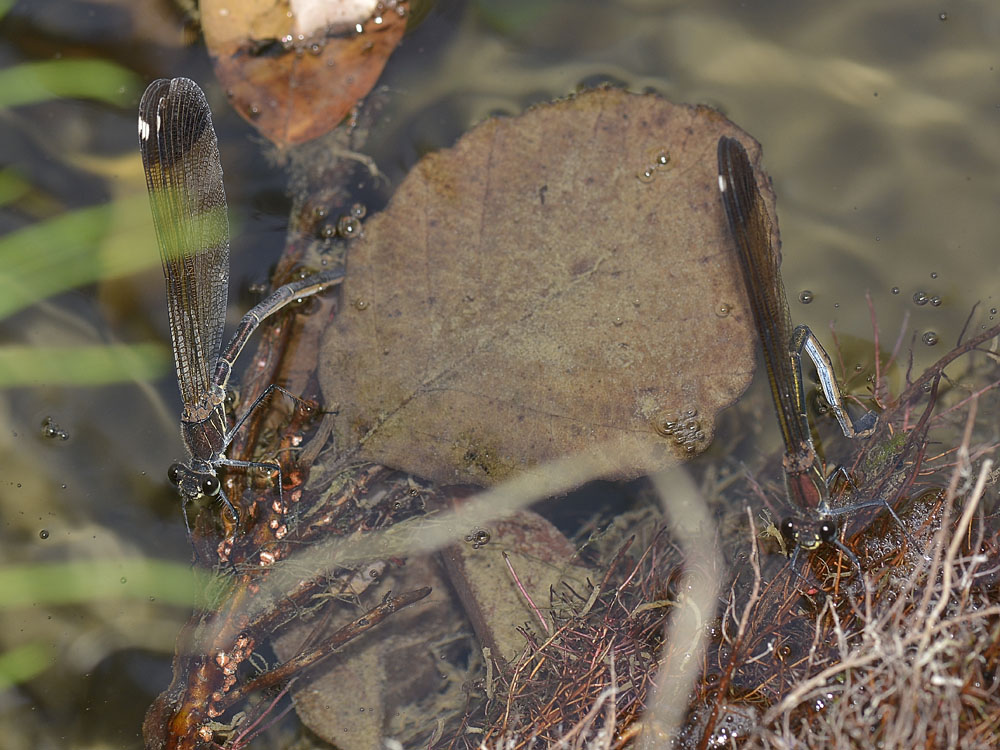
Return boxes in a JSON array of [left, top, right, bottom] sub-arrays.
[[322, 88, 775, 484]]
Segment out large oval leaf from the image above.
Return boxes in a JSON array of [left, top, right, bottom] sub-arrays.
[[322, 88, 773, 485]]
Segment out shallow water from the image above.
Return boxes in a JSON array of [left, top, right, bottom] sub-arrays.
[[1, 0, 998, 747]]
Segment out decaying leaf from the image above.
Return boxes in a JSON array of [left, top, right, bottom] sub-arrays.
[[322, 88, 775, 485], [201, 0, 408, 147], [440, 509, 594, 663]]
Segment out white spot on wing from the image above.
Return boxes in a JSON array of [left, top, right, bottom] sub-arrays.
[[138, 116, 149, 141], [717, 174, 727, 193]]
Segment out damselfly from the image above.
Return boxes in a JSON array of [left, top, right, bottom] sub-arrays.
[[139, 77, 343, 528], [717, 135, 879, 567]]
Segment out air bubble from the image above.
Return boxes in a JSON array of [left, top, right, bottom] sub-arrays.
[[922, 331, 938, 346], [637, 167, 655, 183], [913, 291, 929, 306], [338, 215, 361, 238], [715, 303, 731, 317], [798, 290, 814, 304], [39, 529, 49, 540], [655, 417, 677, 437], [891, 286, 900, 295], [929, 295, 941, 307]]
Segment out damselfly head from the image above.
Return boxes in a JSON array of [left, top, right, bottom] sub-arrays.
[[780, 516, 838, 552], [167, 459, 239, 528], [167, 461, 221, 500]]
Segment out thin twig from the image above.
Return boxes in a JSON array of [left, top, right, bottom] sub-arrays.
[[503, 551, 550, 635]]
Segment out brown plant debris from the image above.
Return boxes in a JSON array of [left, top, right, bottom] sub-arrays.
[[432, 528, 684, 750]]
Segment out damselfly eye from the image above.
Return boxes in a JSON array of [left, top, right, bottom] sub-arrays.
[[167, 463, 184, 486], [818, 521, 837, 542], [200, 475, 221, 496], [780, 519, 796, 540]]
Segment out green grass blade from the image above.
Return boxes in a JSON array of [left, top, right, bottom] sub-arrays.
[[0, 559, 208, 609], [0, 342, 170, 386], [0, 59, 142, 109]]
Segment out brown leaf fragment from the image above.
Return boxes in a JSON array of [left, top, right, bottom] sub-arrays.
[[440, 509, 594, 664], [321, 88, 776, 485], [201, 0, 408, 147]]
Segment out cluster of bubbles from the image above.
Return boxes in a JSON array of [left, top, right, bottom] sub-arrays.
[[464, 528, 491, 549], [886, 274, 947, 346], [316, 202, 367, 240], [655, 408, 705, 453], [40, 416, 69, 441], [636, 149, 671, 183], [702, 704, 757, 748], [911, 290, 942, 307]]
